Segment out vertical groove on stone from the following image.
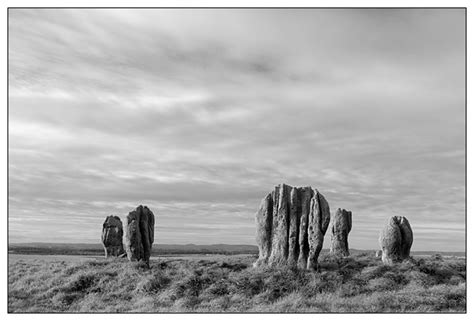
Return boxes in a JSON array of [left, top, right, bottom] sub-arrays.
[[317, 192, 331, 235], [297, 187, 312, 269], [287, 187, 299, 265], [347, 211, 352, 234], [307, 194, 321, 270], [269, 185, 279, 264], [280, 184, 290, 262], [269, 184, 290, 265]]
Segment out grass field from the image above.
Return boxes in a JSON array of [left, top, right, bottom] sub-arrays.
[[8, 252, 465, 313]]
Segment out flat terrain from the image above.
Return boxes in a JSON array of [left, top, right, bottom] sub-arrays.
[[8, 252, 465, 313], [8, 253, 253, 264], [8, 243, 260, 257], [8, 242, 465, 257]]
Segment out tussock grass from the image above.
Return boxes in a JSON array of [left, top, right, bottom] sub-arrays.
[[8, 253, 465, 312]]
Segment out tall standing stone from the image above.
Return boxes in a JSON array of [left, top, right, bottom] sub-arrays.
[[254, 193, 273, 267], [101, 215, 125, 258], [329, 208, 352, 257], [269, 184, 291, 266], [254, 184, 330, 270], [124, 205, 155, 265], [307, 192, 331, 270], [287, 187, 300, 266], [297, 187, 313, 269], [379, 216, 413, 264]]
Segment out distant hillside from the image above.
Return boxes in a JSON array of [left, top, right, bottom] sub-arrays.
[[8, 243, 259, 256], [8, 243, 465, 257]]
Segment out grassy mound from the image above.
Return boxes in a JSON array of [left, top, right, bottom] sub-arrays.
[[8, 253, 465, 312]]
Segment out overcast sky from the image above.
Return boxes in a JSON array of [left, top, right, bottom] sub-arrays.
[[9, 9, 465, 251]]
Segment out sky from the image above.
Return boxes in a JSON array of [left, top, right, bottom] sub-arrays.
[[8, 9, 465, 251]]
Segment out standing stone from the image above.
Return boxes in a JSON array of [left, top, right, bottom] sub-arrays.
[[287, 187, 300, 266], [379, 216, 413, 264], [397, 217, 413, 259], [307, 192, 331, 270], [124, 205, 155, 265], [329, 208, 352, 257], [297, 187, 313, 269], [101, 215, 125, 258], [254, 184, 330, 270], [254, 193, 273, 267], [269, 184, 291, 266]]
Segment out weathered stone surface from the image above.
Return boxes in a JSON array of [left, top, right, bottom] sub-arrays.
[[307, 192, 331, 270], [397, 217, 413, 259], [269, 184, 291, 265], [329, 208, 352, 257], [254, 193, 273, 267], [255, 184, 330, 270], [287, 187, 300, 266], [297, 187, 313, 269], [101, 215, 124, 258], [379, 216, 413, 264], [375, 250, 382, 258], [124, 205, 155, 265]]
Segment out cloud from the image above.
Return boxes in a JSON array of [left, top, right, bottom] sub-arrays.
[[8, 9, 465, 250]]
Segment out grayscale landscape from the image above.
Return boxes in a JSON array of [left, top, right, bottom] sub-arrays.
[[8, 8, 465, 313]]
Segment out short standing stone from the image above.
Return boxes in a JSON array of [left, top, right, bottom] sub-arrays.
[[379, 216, 413, 264], [329, 208, 352, 257], [101, 215, 125, 258], [124, 205, 155, 265]]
